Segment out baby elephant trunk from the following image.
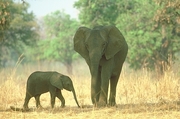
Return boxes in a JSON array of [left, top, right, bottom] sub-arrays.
[[72, 88, 80, 108]]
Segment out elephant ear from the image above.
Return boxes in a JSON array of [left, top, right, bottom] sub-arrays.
[[104, 26, 125, 60], [50, 72, 63, 90], [73, 27, 91, 63]]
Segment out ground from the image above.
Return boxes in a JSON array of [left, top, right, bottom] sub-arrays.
[[1, 62, 180, 119]]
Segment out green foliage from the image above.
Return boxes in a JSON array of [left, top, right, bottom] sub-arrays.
[[154, 0, 180, 25], [74, 0, 119, 28], [74, 0, 180, 74], [0, 0, 11, 41], [0, 0, 39, 67], [35, 11, 79, 74], [116, 0, 160, 70]]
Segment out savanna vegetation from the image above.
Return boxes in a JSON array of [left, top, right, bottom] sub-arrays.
[[0, 0, 180, 118]]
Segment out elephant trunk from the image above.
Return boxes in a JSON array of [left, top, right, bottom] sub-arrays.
[[89, 53, 101, 104], [72, 87, 80, 108]]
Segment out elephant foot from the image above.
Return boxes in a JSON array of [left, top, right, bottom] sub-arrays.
[[22, 107, 30, 112], [22, 105, 30, 112], [37, 105, 43, 109], [108, 101, 116, 106], [61, 104, 65, 108], [109, 97, 116, 106], [96, 101, 107, 107]]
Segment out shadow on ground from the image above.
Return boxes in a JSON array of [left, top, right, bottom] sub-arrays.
[[3, 100, 180, 113], [116, 100, 180, 113]]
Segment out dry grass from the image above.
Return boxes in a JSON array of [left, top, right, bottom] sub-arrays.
[[1, 61, 180, 119]]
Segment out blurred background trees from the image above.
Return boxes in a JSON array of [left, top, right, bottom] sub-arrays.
[[34, 11, 79, 75], [74, 0, 119, 27], [0, 0, 11, 41], [0, 0, 179, 76], [74, 0, 180, 75], [0, 0, 39, 68]]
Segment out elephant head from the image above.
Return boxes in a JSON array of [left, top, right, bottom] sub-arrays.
[[74, 26, 125, 62], [73, 25, 127, 105], [50, 73, 80, 107]]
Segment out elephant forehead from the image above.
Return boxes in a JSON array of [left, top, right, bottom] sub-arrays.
[[87, 30, 105, 42]]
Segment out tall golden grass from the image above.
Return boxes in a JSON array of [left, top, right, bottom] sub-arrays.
[[0, 60, 180, 119]]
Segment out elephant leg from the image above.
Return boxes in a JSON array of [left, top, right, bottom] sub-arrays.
[[56, 91, 65, 107], [98, 77, 109, 106], [95, 70, 101, 102], [35, 94, 42, 108], [91, 69, 101, 105], [98, 60, 113, 106], [109, 49, 127, 106], [23, 93, 31, 111], [109, 75, 119, 106], [50, 93, 56, 108], [98, 71, 111, 106]]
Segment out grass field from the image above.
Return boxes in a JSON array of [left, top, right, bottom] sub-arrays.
[[1, 61, 180, 119]]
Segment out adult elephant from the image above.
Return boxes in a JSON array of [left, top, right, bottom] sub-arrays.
[[73, 25, 128, 106]]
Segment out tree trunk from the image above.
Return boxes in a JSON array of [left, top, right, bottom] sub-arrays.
[[155, 24, 171, 77]]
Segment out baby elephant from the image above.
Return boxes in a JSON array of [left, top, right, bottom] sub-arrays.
[[23, 71, 80, 111]]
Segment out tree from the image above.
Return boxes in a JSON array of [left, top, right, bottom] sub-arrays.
[[0, 0, 39, 68], [36, 11, 79, 75], [74, 0, 119, 28], [116, 0, 160, 70], [0, 0, 11, 41], [74, 0, 180, 76], [152, 0, 180, 74], [117, 0, 180, 75], [0, 0, 27, 41]]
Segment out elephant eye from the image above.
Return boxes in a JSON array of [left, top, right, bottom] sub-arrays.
[[67, 83, 70, 86], [85, 43, 89, 49], [102, 42, 106, 47], [102, 42, 107, 53]]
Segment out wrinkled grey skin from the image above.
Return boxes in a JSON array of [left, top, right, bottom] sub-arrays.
[[23, 71, 80, 111], [73, 25, 128, 107]]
